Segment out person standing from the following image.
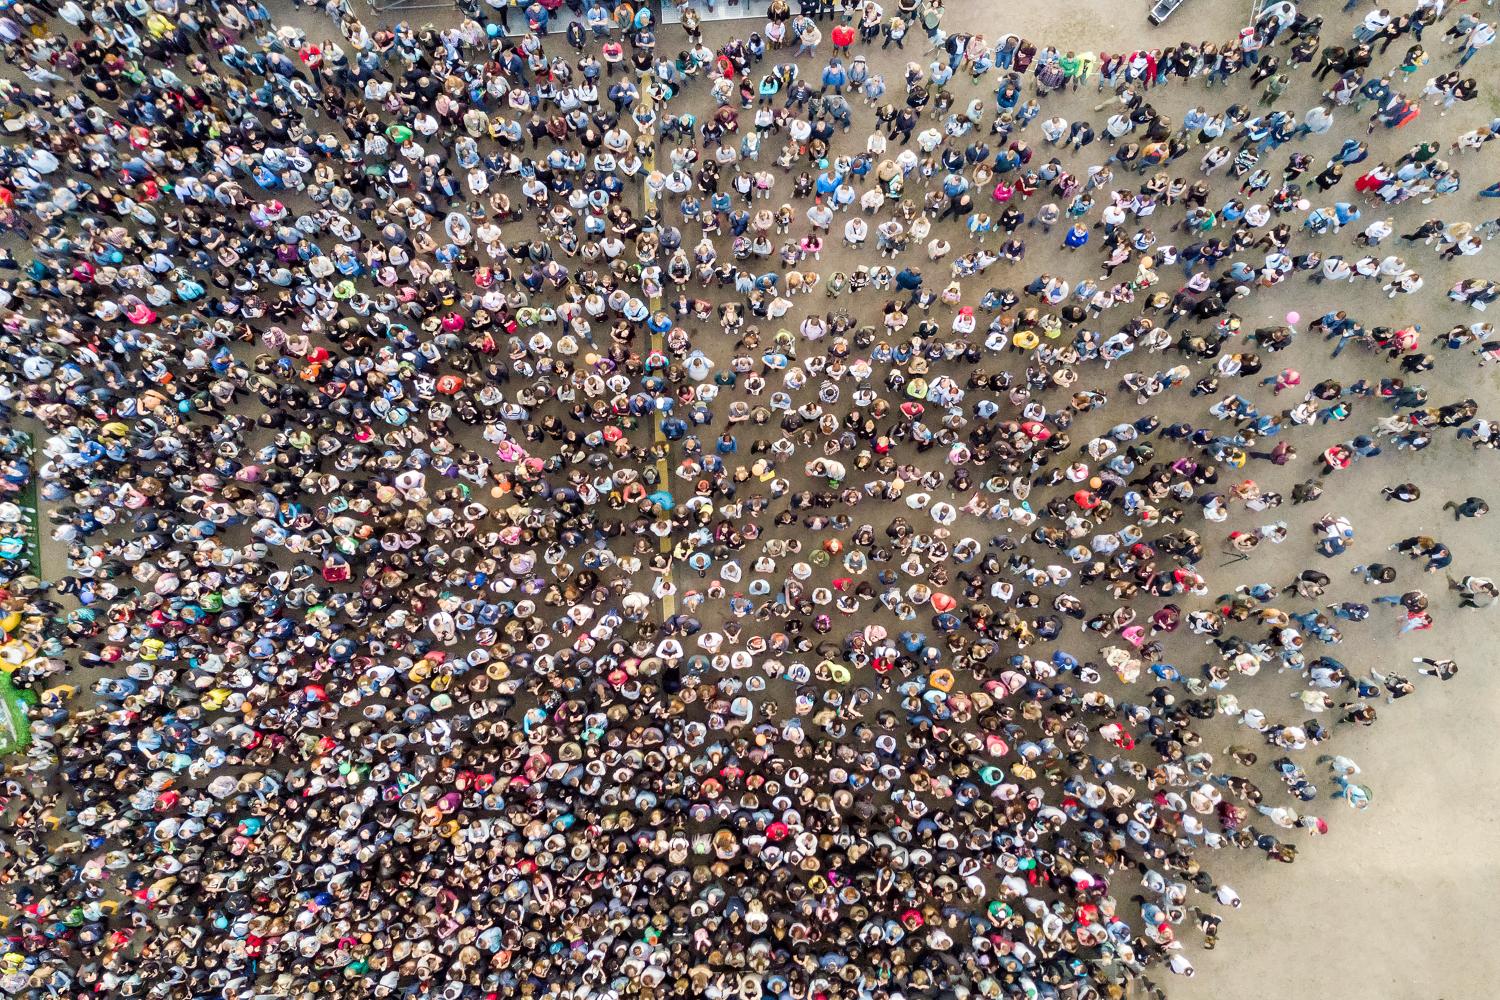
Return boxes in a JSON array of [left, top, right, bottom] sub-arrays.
[[1443, 496, 1489, 520]]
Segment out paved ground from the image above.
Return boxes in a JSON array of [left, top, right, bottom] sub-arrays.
[[379, 1, 1500, 991], [611, 14, 1500, 998], [417, 1, 1500, 993], [17, 0, 1500, 995]]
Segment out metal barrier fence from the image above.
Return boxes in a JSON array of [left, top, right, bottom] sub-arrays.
[[366, 0, 455, 15]]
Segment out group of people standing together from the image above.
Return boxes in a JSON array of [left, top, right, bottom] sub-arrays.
[[0, 0, 1497, 997]]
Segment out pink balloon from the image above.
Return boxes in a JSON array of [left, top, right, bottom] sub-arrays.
[[1285, 311, 1301, 325]]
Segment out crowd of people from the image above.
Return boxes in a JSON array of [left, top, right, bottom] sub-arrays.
[[0, 0, 1497, 996]]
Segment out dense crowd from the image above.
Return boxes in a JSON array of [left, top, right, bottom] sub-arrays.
[[0, 0, 1497, 997]]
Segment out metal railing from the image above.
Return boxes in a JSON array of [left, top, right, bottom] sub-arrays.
[[367, 0, 456, 14]]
